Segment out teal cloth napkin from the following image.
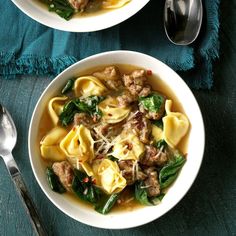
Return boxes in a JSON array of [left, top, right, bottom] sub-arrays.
[[0, 0, 220, 89]]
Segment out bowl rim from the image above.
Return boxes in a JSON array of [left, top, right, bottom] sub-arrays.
[[28, 50, 205, 229], [11, 0, 150, 32]]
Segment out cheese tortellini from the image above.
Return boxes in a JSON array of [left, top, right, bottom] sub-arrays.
[[102, 0, 131, 9], [40, 127, 67, 161], [98, 96, 130, 124], [74, 76, 107, 97], [110, 132, 145, 161], [97, 159, 126, 194], [48, 96, 68, 126], [60, 125, 94, 163], [163, 100, 189, 148], [152, 125, 163, 142]]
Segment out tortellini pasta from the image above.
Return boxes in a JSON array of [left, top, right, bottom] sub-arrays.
[[48, 96, 68, 126], [40, 127, 67, 161], [98, 96, 130, 124], [97, 159, 126, 194], [110, 132, 145, 161], [74, 76, 107, 97], [60, 125, 94, 163], [102, 0, 131, 9], [81, 162, 94, 177], [152, 125, 163, 142], [163, 100, 189, 148]]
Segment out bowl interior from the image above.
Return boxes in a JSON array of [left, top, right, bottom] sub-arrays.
[[28, 50, 205, 229], [12, 0, 150, 32]]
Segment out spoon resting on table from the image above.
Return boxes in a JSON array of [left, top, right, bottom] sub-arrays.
[[0, 104, 47, 236], [164, 0, 203, 45]]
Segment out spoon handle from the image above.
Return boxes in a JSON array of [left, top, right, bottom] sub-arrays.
[[3, 153, 47, 236]]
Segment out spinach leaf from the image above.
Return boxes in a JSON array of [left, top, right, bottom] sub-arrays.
[[107, 155, 118, 162], [159, 154, 186, 189], [73, 168, 87, 181], [152, 120, 163, 129], [95, 194, 119, 215], [59, 95, 104, 126], [61, 79, 74, 94], [46, 167, 66, 193], [59, 100, 78, 126], [135, 181, 152, 206], [42, 0, 75, 20], [149, 193, 165, 205], [139, 93, 165, 113], [155, 139, 167, 150], [72, 169, 118, 214], [135, 181, 164, 206], [72, 169, 101, 204], [74, 95, 104, 117]]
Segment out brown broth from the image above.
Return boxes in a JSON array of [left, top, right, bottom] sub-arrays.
[[38, 64, 190, 212]]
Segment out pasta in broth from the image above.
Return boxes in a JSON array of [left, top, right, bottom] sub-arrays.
[[39, 0, 131, 20], [39, 65, 190, 214]]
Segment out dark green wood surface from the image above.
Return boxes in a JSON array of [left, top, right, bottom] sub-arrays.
[[0, 1, 235, 235]]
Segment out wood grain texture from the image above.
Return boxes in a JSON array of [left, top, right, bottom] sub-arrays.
[[0, 1, 236, 235]]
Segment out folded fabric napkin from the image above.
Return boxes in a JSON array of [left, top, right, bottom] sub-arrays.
[[0, 0, 220, 89]]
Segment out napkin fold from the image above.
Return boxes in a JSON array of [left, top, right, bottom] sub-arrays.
[[0, 0, 220, 89]]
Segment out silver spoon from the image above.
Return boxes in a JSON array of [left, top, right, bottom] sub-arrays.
[[0, 104, 47, 236], [164, 0, 203, 45]]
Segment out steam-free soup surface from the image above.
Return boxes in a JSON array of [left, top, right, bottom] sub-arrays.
[[38, 64, 190, 213], [37, 0, 131, 20]]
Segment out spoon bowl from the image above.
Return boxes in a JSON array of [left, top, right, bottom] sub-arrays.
[[0, 104, 47, 236], [0, 104, 17, 156], [164, 0, 203, 45]]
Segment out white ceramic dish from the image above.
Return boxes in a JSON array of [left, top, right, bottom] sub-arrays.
[[11, 0, 150, 32], [28, 50, 205, 229]]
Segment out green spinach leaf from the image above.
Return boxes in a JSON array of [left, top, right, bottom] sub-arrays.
[[61, 79, 74, 94], [95, 194, 119, 215], [46, 167, 66, 194], [135, 181, 152, 206], [159, 154, 186, 189], [152, 119, 163, 129], [59, 95, 104, 126], [74, 95, 104, 117], [149, 193, 165, 205], [107, 155, 118, 162], [72, 169, 101, 204], [135, 181, 164, 206], [139, 93, 165, 113], [42, 0, 75, 20], [59, 100, 78, 126], [155, 139, 167, 150]]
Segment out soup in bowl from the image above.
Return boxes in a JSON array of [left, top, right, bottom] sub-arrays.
[[28, 51, 205, 229], [11, 0, 150, 32]]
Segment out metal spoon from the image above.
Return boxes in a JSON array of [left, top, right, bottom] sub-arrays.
[[164, 0, 203, 45], [0, 104, 47, 236]]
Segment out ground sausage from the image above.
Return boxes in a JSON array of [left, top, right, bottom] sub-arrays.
[[143, 167, 160, 197], [118, 160, 147, 185], [117, 90, 137, 107], [125, 111, 152, 144], [68, 0, 89, 11], [95, 122, 124, 137], [52, 161, 74, 191], [122, 69, 151, 97], [73, 113, 94, 127], [93, 66, 122, 90], [140, 145, 168, 167], [139, 98, 166, 120]]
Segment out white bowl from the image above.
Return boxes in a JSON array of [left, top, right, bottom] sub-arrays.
[[28, 50, 205, 229], [11, 0, 150, 32]]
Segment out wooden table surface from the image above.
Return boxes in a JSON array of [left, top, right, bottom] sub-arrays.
[[0, 1, 236, 235]]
